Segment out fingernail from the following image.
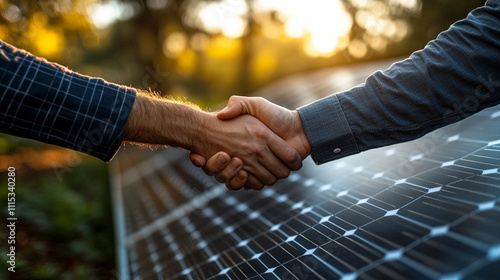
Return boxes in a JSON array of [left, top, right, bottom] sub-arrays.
[[219, 107, 229, 114], [217, 154, 228, 165]]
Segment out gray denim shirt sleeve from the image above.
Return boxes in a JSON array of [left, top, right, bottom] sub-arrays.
[[298, 0, 500, 165]]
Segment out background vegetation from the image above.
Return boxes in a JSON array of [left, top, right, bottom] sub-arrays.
[[0, 0, 486, 279]]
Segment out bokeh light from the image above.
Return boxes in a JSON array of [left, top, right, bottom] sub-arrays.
[[265, 0, 353, 57]]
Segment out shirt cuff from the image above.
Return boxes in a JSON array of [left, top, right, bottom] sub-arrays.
[[87, 84, 137, 162], [297, 94, 359, 164]]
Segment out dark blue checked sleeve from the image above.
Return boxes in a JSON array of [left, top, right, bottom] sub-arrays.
[[0, 40, 136, 162], [298, 0, 500, 165]]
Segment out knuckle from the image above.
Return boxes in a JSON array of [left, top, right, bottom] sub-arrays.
[[287, 149, 300, 169], [251, 126, 269, 140], [264, 176, 278, 186], [202, 166, 215, 176], [229, 158, 243, 171], [255, 97, 266, 104], [279, 168, 291, 179], [215, 174, 227, 183], [245, 143, 263, 156]]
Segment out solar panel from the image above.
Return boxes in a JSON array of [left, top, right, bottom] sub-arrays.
[[111, 59, 500, 280]]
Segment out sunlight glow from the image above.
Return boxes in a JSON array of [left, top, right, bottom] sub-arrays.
[[196, 0, 248, 38], [390, 0, 421, 12], [163, 32, 187, 58], [87, 0, 138, 29], [257, 0, 353, 57], [221, 16, 247, 38], [33, 28, 65, 59]]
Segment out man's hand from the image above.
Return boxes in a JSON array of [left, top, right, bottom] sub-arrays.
[[193, 112, 302, 189], [122, 93, 302, 190], [191, 152, 249, 191], [190, 96, 312, 190]]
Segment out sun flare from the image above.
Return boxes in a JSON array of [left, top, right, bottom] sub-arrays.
[[262, 0, 353, 57]]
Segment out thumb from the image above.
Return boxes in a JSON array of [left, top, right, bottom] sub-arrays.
[[217, 95, 246, 120]]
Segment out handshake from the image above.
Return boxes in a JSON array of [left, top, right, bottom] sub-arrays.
[[122, 92, 313, 191], [189, 96, 312, 191]]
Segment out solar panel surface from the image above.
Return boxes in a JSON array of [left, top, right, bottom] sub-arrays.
[[111, 59, 500, 280]]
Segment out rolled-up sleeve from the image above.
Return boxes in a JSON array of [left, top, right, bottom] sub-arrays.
[[0, 40, 136, 162], [298, 0, 500, 164]]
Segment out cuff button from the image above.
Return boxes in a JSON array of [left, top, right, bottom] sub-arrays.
[[334, 148, 342, 154]]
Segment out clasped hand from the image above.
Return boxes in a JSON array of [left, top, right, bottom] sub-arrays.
[[190, 96, 311, 191]]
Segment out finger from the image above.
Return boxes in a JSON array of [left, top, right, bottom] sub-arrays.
[[217, 95, 246, 120], [218, 96, 275, 125], [189, 152, 207, 167], [267, 133, 302, 172], [227, 169, 248, 191], [215, 158, 243, 184], [259, 150, 291, 181], [202, 152, 231, 176], [245, 174, 265, 191], [243, 162, 278, 187]]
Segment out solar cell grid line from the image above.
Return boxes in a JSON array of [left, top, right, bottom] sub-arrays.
[[348, 178, 394, 200], [465, 153, 500, 166], [413, 169, 463, 186], [186, 198, 260, 263], [145, 173, 178, 212], [467, 173, 500, 186], [156, 227, 193, 280], [177, 158, 220, 190], [367, 183, 427, 211], [155, 167, 199, 202], [397, 194, 478, 228], [199, 191, 324, 276], [438, 180, 499, 206], [128, 245, 141, 279], [138, 177, 170, 219], [313, 236, 385, 276], [133, 178, 166, 223], [402, 234, 487, 276], [468, 259, 500, 280], [168, 217, 217, 279], [356, 215, 430, 252], [143, 236, 165, 279], [125, 184, 151, 233], [122, 187, 138, 234], [124, 178, 226, 241], [358, 260, 434, 280]]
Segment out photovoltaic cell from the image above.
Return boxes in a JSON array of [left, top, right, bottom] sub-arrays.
[[111, 59, 500, 279]]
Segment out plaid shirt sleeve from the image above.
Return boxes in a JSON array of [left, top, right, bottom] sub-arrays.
[[0, 40, 137, 162]]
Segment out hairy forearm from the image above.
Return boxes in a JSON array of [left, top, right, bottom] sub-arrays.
[[120, 91, 205, 150]]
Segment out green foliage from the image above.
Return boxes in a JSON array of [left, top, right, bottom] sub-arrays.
[[0, 158, 116, 280]]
